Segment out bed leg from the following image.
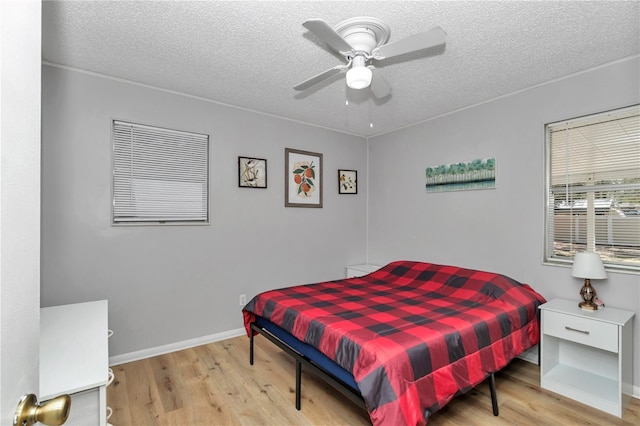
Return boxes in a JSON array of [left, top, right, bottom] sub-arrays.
[[537, 307, 542, 367], [249, 329, 255, 366], [489, 373, 499, 416], [295, 360, 302, 410], [538, 342, 541, 367]]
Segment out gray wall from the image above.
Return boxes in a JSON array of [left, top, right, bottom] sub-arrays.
[[41, 57, 640, 391], [41, 65, 368, 357], [367, 57, 640, 390]]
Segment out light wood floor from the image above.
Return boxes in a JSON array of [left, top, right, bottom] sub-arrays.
[[108, 335, 640, 425]]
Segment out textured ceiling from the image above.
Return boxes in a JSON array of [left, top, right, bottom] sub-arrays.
[[41, 1, 640, 137]]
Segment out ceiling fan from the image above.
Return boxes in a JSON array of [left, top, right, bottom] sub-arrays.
[[294, 17, 447, 98]]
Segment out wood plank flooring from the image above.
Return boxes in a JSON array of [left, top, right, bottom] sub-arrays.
[[108, 335, 640, 425]]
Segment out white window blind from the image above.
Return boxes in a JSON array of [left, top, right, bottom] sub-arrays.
[[545, 105, 640, 270], [112, 120, 209, 224]]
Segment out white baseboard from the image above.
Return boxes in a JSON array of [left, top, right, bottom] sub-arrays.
[[109, 327, 246, 366]]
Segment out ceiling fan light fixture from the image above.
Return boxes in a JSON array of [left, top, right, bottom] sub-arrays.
[[346, 55, 371, 89], [346, 66, 372, 89], [295, 17, 446, 98]]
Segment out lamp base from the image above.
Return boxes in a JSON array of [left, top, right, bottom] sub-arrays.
[[579, 301, 598, 311], [579, 278, 598, 311]]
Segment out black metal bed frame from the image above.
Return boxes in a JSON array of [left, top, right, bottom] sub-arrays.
[[249, 321, 500, 418]]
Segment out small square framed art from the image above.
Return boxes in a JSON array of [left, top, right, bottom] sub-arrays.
[[238, 157, 267, 188], [338, 170, 357, 194]]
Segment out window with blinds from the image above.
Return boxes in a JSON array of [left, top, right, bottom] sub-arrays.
[[112, 120, 209, 224], [545, 105, 640, 271]]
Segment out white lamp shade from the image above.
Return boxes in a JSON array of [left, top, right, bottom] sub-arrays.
[[346, 66, 372, 89], [571, 252, 607, 280]]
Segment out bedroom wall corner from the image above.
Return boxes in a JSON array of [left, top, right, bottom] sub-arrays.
[[40, 64, 369, 358], [366, 56, 640, 396]]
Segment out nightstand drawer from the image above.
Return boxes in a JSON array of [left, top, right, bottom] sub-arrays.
[[543, 310, 618, 352]]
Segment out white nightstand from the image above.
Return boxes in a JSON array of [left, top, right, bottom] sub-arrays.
[[40, 301, 110, 425], [346, 264, 381, 278], [539, 298, 634, 418]]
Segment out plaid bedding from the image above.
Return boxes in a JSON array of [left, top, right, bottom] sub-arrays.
[[243, 261, 545, 425]]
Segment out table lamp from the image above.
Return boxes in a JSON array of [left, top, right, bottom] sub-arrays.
[[571, 251, 607, 310]]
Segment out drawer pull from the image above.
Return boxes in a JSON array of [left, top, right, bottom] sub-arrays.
[[565, 326, 589, 335]]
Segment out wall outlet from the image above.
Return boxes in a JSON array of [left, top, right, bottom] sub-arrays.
[[239, 294, 247, 306]]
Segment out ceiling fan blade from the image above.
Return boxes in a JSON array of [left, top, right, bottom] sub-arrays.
[[303, 19, 353, 53], [370, 69, 391, 99], [373, 26, 446, 60], [294, 65, 345, 91]]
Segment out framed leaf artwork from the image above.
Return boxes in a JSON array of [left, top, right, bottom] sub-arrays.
[[284, 148, 323, 208]]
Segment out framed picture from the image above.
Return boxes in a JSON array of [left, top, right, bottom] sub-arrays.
[[238, 156, 267, 188], [338, 170, 357, 194], [285, 148, 323, 208], [426, 157, 496, 193]]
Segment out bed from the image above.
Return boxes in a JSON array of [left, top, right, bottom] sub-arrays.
[[242, 260, 545, 425]]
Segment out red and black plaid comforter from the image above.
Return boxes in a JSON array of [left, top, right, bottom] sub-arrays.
[[243, 261, 545, 425]]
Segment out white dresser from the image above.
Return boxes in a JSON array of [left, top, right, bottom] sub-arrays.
[[346, 264, 381, 278], [40, 300, 109, 425], [539, 298, 634, 418]]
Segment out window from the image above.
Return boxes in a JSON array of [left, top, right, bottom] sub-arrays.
[[112, 120, 209, 224], [545, 105, 640, 271]]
